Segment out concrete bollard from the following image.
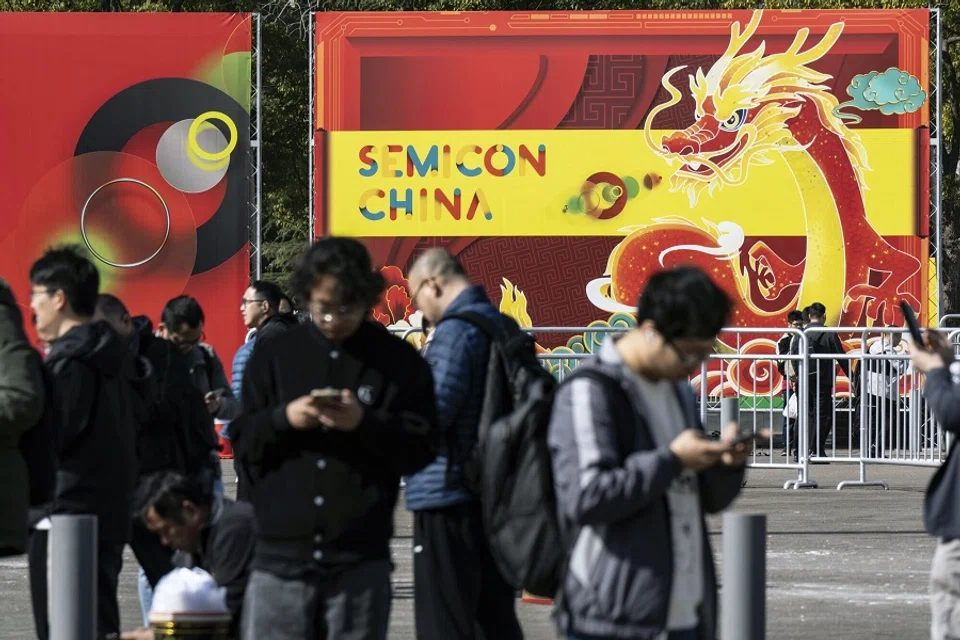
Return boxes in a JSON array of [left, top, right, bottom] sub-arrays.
[[49, 515, 97, 640], [721, 512, 766, 640]]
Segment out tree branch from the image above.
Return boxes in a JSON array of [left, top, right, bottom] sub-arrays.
[[941, 44, 960, 175]]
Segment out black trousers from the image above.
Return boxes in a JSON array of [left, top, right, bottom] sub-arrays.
[[130, 518, 174, 587], [808, 385, 835, 455], [413, 500, 523, 640], [782, 387, 798, 454], [28, 528, 125, 640]]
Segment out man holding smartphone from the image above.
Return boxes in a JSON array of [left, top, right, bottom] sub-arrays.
[[229, 238, 438, 640], [548, 267, 754, 640], [908, 329, 960, 640]]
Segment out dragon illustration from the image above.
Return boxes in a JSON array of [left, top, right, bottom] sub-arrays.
[[594, 11, 922, 330]]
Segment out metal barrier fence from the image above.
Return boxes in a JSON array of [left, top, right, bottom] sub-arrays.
[[389, 323, 952, 490]]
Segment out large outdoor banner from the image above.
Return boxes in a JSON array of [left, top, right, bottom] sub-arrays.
[[0, 13, 252, 361], [314, 10, 930, 396]]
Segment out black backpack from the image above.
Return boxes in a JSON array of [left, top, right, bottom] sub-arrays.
[[143, 340, 219, 482], [439, 312, 564, 597]]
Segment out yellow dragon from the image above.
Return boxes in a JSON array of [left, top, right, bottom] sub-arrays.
[[621, 10, 924, 329]]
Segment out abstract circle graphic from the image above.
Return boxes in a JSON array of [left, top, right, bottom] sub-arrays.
[[157, 119, 230, 193], [187, 111, 237, 162], [75, 78, 249, 274], [81, 178, 171, 268]]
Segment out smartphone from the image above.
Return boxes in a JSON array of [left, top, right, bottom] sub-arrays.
[[901, 301, 924, 345], [311, 388, 342, 401]]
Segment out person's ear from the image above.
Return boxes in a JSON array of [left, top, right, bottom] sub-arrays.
[[52, 290, 67, 312]]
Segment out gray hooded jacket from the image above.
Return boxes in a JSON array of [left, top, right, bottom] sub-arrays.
[[547, 337, 744, 640]]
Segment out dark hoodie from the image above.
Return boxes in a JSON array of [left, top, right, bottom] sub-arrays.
[[254, 312, 300, 347], [44, 320, 151, 542], [130, 316, 217, 479]]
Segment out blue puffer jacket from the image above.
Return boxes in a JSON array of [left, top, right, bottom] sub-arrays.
[[221, 330, 256, 440], [231, 330, 257, 400], [405, 285, 501, 511]]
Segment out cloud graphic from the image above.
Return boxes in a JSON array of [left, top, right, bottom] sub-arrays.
[[833, 68, 927, 124]]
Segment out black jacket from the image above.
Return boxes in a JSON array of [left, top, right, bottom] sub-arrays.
[[0, 283, 45, 554], [924, 366, 960, 538], [131, 316, 213, 478], [255, 312, 299, 347], [44, 321, 149, 542], [792, 322, 849, 387], [230, 321, 437, 573], [176, 497, 256, 636]]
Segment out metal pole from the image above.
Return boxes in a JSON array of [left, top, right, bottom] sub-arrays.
[[49, 515, 97, 640], [255, 12, 263, 281], [308, 12, 316, 242], [721, 512, 766, 640], [935, 7, 942, 322]]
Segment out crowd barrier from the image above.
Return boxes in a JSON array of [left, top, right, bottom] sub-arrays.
[[389, 322, 954, 490]]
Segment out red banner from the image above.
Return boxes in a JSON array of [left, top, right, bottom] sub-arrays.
[[315, 9, 931, 345], [0, 13, 252, 363]]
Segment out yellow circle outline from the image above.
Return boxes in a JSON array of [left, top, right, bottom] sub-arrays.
[[187, 111, 237, 162]]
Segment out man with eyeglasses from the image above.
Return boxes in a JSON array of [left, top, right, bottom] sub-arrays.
[[27, 245, 151, 640], [158, 295, 240, 422], [231, 281, 297, 501], [548, 266, 754, 640], [229, 237, 438, 640]]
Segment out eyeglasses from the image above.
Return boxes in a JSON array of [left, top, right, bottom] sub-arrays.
[[30, 288, 55, 299], [309, 301, 365, 323], [667, 340, 713, 368], [241, 298, 266, 307], [410, 278, 434, 304]]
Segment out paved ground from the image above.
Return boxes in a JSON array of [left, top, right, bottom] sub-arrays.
[[0, 461, 938, 639]]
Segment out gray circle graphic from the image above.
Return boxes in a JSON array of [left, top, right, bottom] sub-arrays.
[[156, 119, 230, 194]]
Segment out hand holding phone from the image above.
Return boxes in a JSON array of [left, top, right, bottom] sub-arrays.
[[311, 387, 343, 402]]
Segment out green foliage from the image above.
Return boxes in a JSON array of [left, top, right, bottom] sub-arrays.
[[2, 0, 957, 311]]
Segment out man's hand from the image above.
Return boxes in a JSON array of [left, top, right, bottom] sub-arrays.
[[907, 332, 950, 373], [317, 390, 364, 432], [719, 423, 770, 468], [121, 629, 153, 640], [204, 391, 221, 415], [285, 395, 323, 430], [669, 429, 730, 471]]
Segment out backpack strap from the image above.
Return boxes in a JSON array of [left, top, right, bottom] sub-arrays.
[[198, 344, 217, 391], [434, 311, 503, 489], [561, 367, 637, 455], [438, 311, 505, 340], [552, 366, 636, 607]]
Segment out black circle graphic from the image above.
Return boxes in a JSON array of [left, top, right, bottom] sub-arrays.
[[75, 78, 250, 275]]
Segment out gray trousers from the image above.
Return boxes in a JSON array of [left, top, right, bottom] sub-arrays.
[[241, 560, 392, 640], [931, 538, 960, 640]]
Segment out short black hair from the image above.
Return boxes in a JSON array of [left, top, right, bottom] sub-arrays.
[[802, 306, 812, 323], [279, 293, 295, 311], [29, 245, 99, 317], [136, 471, 211, 524], [810, 302, 826, 317], [251, 280, 284, 311], [162, 295, 205, 330], [95, 293, 129, 321], [635, 266, 732, 341], [291, 237, 384, 308], [788, 310, 804, 324]]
